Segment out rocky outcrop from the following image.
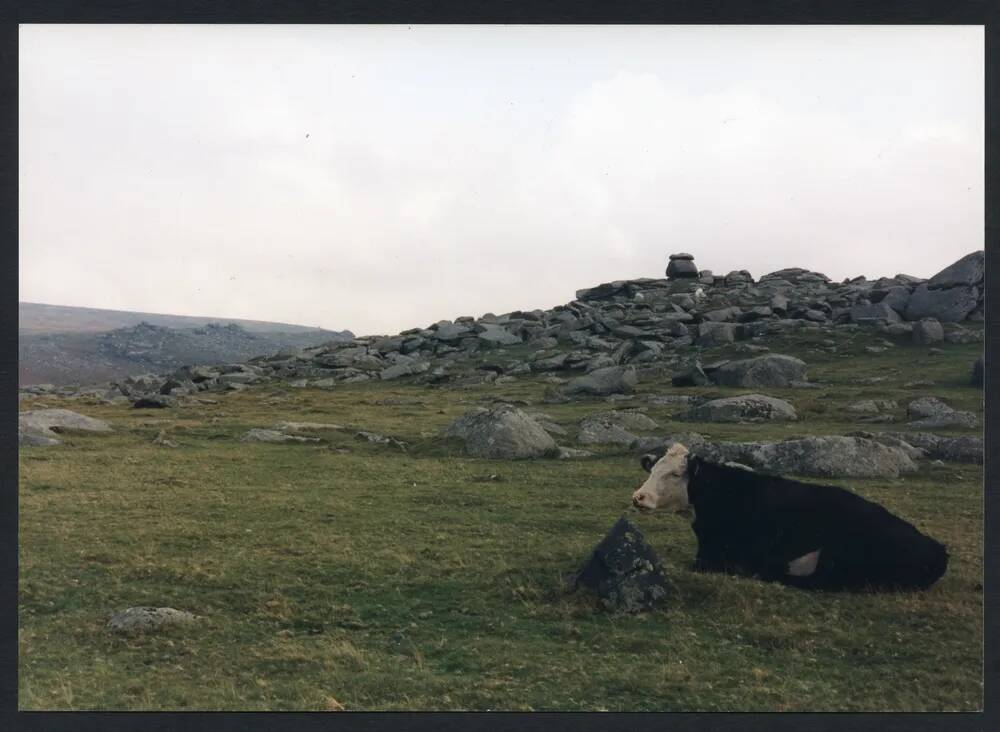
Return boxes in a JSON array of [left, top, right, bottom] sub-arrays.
[[107, 607, 201, 634]]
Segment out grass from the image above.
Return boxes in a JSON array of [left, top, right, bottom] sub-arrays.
[[18, 324, 984, 710]]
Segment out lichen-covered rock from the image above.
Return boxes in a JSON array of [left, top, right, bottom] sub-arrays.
[[710, 354, 807, 388], [880, 432, 983, 464], [240, 428, 321, 444], [575, 516, 670, 613], [19, 409, 113, 437], [688, 394, 797, 423], [561, 366, 638, 397], [905, 397, 978, 428], [904, 284, 979, 323], [693, 436, 917, 478], [577, 418, 640, 446], [926, 251, 984, 289], [443, 405, 557, 459], [912, 319, 944, 345], [107, 607, 200, 634], [671, 361, 709, 387], [18, 426, 62, 447]]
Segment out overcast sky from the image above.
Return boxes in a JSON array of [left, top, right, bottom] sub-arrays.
[[20, 25, 983, 335]]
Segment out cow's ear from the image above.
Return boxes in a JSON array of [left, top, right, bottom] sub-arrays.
[[640, 454, 657, 473]]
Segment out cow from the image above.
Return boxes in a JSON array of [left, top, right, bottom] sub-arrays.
[[631, 443, 948, 591]]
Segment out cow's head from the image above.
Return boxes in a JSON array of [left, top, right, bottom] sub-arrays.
[[632, 442, 691, 512]]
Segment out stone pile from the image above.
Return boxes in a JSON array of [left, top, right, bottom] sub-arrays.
[[19, 250, 984, 402]]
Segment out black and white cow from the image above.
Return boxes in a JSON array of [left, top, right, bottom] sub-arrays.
[[632, 443, 948, 591]]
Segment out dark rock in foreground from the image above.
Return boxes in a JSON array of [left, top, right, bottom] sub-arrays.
[[575, 516, 670, 613]]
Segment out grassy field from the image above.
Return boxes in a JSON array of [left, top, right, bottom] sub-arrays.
[[18, 325, 984, 711]]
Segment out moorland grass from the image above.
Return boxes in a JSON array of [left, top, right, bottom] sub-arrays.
[[18, 325, 983, 710]]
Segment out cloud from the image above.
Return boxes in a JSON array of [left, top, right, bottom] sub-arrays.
[[19, 26, 983, 335]]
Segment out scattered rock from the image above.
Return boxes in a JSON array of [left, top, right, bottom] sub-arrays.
[[688, 394, 797, 423], [443, 406, 557, 459], [904, 284, 979, 323], [19, 409, 113, 437], [880, 431, 983, 464], [240, 429, 321, 444], [710, 354, 808, 388], [693, 436, 917, 478], [133, 395, 177, 409], [107, 607, 201, 635], [666, 252, 698, 279], [671, 361, 709, 387], [355, 431, 408, 450], [561, 366, 638, 397], [272, 421, 345, 432], [557, 447, 593, 459], [575, 516, 670, 613], [912, 319, 944, 345], [577, 418, 640, 446]]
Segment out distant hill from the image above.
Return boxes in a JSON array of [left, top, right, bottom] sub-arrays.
[[18, 303, 353, 386], [20, 302, 337, 335]]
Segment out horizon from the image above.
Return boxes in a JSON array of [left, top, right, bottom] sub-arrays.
[[17, 245, 984, 335], [20, 24, 984, 335]]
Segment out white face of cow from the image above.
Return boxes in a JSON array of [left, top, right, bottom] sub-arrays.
[[632, 443, 691, 512]]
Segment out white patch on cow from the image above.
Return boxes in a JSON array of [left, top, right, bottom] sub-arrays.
[[787, 549, 821, 577], [632, 442, 690, 512]]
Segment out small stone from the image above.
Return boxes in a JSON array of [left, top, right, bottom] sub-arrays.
[[107, 607, 200, 634]]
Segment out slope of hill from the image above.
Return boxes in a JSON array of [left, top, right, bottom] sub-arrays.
[[19, 302, 340, 335], [18, 303, 353, 386]]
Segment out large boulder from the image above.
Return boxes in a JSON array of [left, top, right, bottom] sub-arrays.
[[880, 432, 983, 464], [697, 321, 736, 347], [575, 516, 670, 613], [475, 324, 521, 345], [850, 302, 902, 324], [906, 397, 978, 428], [19, 409, 112, 438], [927, 251, 984, 289], [904, 284, 979, 322], [693, 436, 917, 478], [577, 419, 639, 446], [710, 354, 807, 388], [912, 319, 944, 345], [562, 366, 638, 397], [671, 361, 710, 387], [443, 406, 558, 459], [688, 394, 797, 423]]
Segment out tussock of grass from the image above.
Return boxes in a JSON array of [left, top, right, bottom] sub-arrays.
[[19, 326, 983, 710]]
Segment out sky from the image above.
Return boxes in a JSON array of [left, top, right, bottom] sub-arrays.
[[19, 25, 984, 335]]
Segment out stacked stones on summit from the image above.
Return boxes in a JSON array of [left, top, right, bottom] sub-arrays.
[[665, 252, 699, 279]]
